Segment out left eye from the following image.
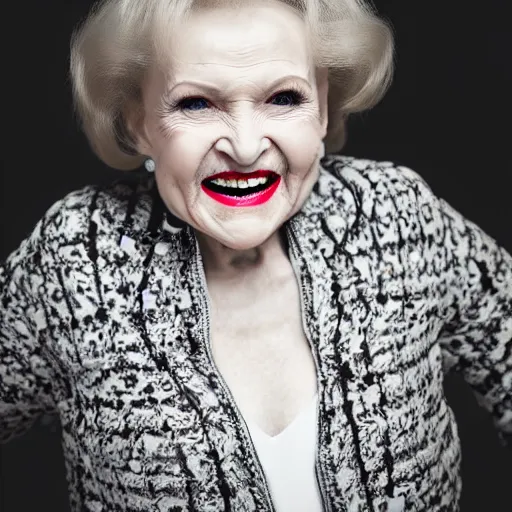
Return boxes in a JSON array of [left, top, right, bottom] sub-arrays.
[[270, 90, 304, 106], [178, 97, 209, 111]]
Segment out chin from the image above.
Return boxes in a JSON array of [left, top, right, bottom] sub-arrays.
[[219, 231, 275, 252], [210, 220, 281, 252]]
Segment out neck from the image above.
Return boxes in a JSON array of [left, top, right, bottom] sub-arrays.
[[196, 229, 289, 280]]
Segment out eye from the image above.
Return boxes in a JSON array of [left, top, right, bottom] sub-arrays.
[[269, 89, 306, 107], [177, 97, 210, 111]]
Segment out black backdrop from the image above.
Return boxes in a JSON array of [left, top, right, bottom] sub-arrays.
[[1, 1, 511, 510]]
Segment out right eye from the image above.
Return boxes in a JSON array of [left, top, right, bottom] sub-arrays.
[[177, 97, 210, 111]]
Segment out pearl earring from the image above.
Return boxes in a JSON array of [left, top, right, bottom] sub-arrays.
[[319, 142, 325, 159], [144, 158, 155, 173]]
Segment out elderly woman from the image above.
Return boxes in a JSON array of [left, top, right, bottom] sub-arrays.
[[1, 0, 510, 511]]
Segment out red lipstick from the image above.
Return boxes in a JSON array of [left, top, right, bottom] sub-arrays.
[[201, 170, 281, 207]]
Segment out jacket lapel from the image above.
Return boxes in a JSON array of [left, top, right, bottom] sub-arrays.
[[141, 222, 273, 511], [288, 168, 397, 511]]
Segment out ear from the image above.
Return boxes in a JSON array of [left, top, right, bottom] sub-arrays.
[[316, 67, 329, 137], [123, 97, 153, 156]]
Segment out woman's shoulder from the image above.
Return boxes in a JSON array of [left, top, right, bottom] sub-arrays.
[[315, 153, 439, 226], [22, 175, 156, 260], [320, 154, 432, 197]]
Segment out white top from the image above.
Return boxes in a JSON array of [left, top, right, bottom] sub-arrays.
[[243, 394, 324, 512]]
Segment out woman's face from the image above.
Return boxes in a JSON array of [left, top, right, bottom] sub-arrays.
[[136, 0, 329, 250]]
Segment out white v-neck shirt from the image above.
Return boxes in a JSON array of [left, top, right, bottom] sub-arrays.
[[243, 394, 324, 512]]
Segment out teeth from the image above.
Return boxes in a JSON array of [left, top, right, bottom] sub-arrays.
[[209, 176, 271, 188]]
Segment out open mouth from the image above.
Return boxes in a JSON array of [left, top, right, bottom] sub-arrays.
[[202, 170, 279, 197], [201, 170, 281, 207]]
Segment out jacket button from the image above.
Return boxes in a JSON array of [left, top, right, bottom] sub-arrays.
[[155, 242, 170, 256]]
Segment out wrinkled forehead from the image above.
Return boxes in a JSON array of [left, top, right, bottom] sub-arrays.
[[152, 1, 315, 86]]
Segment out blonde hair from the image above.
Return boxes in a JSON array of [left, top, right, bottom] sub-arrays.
[[70, 0, 395, 170]]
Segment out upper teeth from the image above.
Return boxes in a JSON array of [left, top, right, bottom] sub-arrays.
[[210, 177, 269, 188]]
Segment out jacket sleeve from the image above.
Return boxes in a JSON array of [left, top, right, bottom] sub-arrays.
[[0, 218, 60, 443], [404, 166, 512, 448]]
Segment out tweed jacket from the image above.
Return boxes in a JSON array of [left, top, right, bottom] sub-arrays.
[[1, 155, 511, 512]]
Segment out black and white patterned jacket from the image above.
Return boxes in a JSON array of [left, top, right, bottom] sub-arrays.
[[1, 155, 511, 512]]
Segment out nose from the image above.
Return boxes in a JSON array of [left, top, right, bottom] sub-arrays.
[[214, 111, 271, 166]]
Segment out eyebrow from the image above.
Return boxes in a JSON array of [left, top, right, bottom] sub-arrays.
[[167, 75, 313, 96]]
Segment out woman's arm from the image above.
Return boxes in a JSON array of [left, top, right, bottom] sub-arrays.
[[0, 218, 60, 443], [403, 166, 512, 448]]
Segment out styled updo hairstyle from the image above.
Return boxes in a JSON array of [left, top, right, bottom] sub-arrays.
[[70, 0, 394, 170]]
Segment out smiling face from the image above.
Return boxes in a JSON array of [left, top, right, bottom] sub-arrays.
[[134, 0, 328, 250]]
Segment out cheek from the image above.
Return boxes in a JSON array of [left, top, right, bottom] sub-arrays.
[[269, 116, 323, 172], [153, 126, 215, 183]]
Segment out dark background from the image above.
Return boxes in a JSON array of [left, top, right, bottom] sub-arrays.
[[1, 1, 511, 510]]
